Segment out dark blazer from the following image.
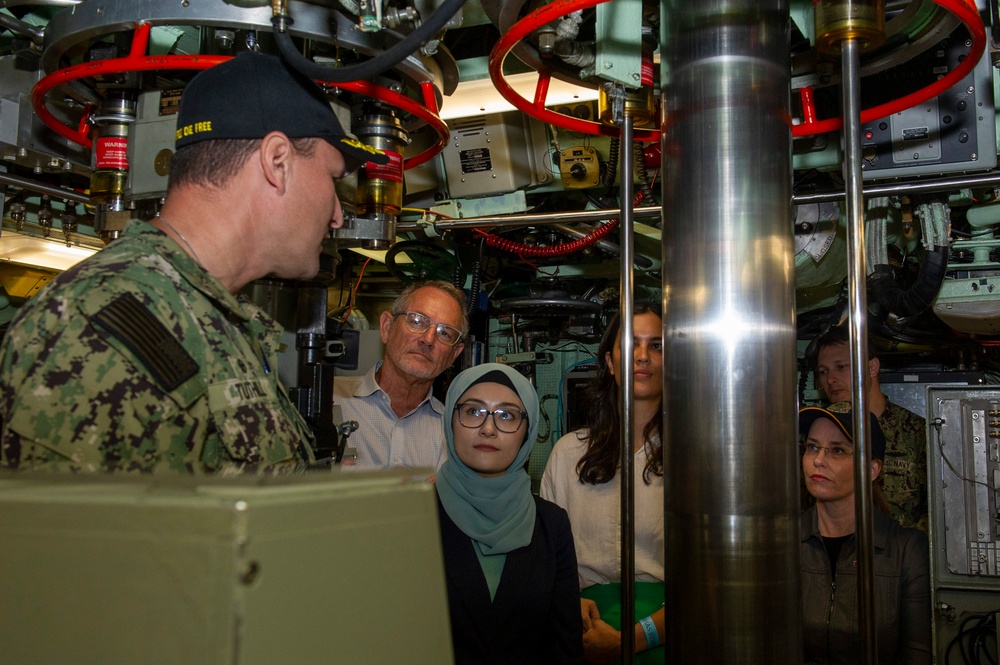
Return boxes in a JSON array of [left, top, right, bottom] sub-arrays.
[[438, 495, 585, 665]]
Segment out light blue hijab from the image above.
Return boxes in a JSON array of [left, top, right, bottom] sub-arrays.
[[436, 363, 540, 555]]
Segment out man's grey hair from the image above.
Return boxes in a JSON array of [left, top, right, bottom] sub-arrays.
[[391, 280, 469, 337]]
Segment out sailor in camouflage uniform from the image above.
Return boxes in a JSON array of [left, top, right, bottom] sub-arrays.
[[0, 52, 388, 474], [814, 327, 928, 532], [875, 398, 928, 533]]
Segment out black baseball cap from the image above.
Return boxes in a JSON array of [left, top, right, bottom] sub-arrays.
[[798, 402, 886, 460], [174, 52, 389, 173]]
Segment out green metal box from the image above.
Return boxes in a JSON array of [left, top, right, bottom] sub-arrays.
[[0, 472, 453, 664]]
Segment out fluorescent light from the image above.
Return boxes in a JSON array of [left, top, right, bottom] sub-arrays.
[[439, 72, 599, 120], [0, 231, 98, 272]]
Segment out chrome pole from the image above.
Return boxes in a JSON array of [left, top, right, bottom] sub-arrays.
[[619, 113, 636, 663], [841, 36, 878, 665]]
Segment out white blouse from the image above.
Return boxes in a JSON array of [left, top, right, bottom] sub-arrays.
[[540, 429, 665, 589]]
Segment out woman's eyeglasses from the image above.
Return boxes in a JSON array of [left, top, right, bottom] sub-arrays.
[[801, 443, 853, 459], [454, 403, 527, 433]]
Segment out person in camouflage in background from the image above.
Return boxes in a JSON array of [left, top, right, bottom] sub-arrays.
[[813, 326, 929, 533], [0, 52, 387, 474]]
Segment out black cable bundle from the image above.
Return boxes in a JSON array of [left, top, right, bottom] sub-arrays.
[[945, 611, 999, 664]]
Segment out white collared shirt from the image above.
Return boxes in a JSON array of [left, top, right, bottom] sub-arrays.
[[333, 361, 447, 471]]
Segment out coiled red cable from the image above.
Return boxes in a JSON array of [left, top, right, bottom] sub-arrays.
[[474, 189, 646, 257]]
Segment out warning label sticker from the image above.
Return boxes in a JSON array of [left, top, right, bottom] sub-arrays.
[[365, 151, 403, 181], [96, 137, 129, 170]]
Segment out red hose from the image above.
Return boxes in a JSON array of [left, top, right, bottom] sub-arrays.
[[799, 86, 817, 125], [475, 190, 645, 258]]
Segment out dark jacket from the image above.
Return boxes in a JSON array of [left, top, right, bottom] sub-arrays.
[[800, 506, 931, 665], [438, 496, 585, 665]]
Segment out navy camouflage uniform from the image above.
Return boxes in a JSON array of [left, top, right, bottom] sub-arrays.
[[877, 396, 928, 533], [0, 219, 315, 474]]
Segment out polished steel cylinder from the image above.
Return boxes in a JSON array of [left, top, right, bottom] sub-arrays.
[[660, 2, 800, 662]]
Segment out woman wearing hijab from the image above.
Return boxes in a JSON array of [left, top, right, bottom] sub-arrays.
[[540, 302, 665, 664], [799, 402, 931, 664], [436, 363, 584, 665]]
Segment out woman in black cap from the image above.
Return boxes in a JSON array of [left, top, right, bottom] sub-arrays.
[[436, 363, 584, 664], [799, 402, 931, 664]]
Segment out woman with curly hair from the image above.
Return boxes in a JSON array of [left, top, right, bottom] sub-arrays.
[[540, 301, 664, 664]]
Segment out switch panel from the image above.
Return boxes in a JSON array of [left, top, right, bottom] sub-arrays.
[[560, 146, 600, 188]]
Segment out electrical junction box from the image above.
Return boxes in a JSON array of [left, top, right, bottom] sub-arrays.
[[926, 387, 1000, 664], [442, 111, 545, 198], [560, 146, 600, 188], [0, 473, 453, 665], [126, 88, 179, 202]]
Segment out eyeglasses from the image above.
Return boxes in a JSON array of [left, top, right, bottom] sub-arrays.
[[393, 311, 463, 346], [455, 402, 527, 433], [801, 443, 853, 459]]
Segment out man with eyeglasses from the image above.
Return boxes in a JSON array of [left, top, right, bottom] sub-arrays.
[[334, 280, 468, 471]]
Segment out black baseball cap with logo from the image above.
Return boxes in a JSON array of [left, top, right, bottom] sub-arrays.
[[174, 51, 389, 173], [798, 401, 887, 461]]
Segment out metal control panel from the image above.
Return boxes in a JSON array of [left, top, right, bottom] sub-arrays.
[[861, 26, 997, 180], [560, 146, 600, 188], [927, 387, 1000, 662]]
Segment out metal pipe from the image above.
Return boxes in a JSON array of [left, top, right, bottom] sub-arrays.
[[792, 172, 1000, 204], [0, 172, 91, 205], [841, 36, 878, 665], [398, 167, 1000, 233], [0, 0, 79, 7], [0, 11, 43, 43], [662, 2, 800, 662], [395, 206, 662, 233], [550, 222, 654, 269], [619, 113, 636, 664]]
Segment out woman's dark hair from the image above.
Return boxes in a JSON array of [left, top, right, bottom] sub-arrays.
[[576, 300, 663, 485]]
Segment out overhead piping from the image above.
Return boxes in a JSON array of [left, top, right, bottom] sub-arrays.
[[0, 172, 91, 206], [0, 11, 42, 43], [269, 0, 468, 83]]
